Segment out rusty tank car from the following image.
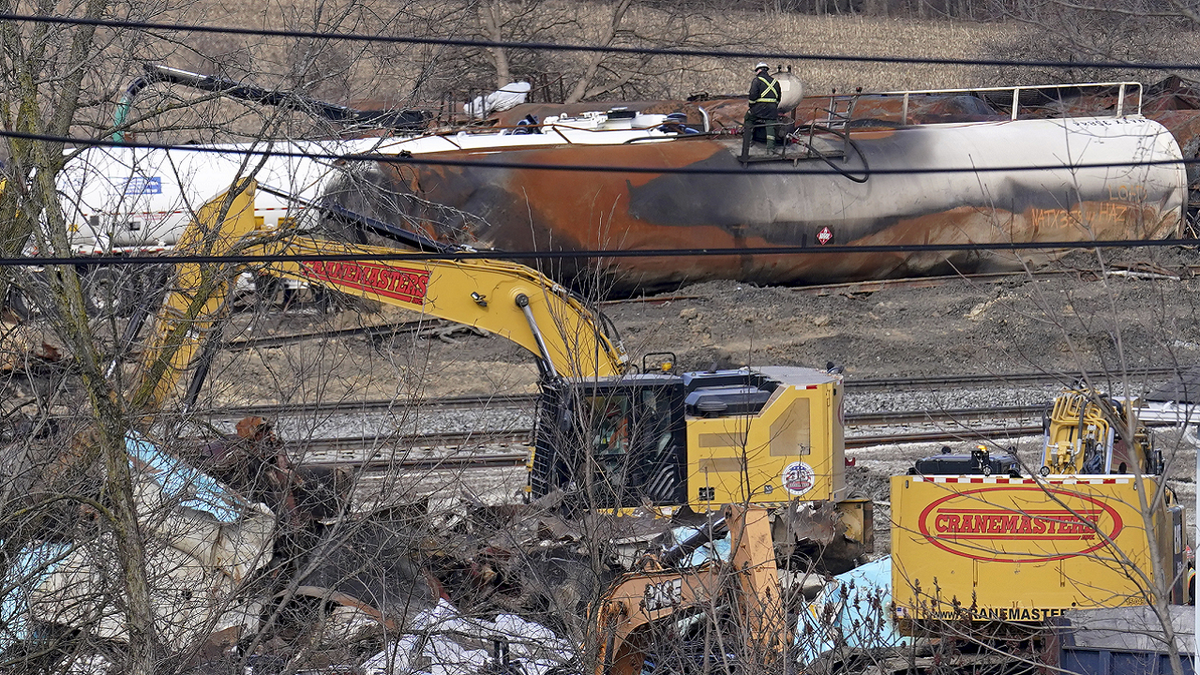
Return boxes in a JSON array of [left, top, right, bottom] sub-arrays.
[[321, 81, 1186, 295]]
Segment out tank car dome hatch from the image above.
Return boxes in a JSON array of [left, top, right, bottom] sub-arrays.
[[775, 70, 804, 114]]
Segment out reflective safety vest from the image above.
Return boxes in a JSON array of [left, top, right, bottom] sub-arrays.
[[753, 76, 780, 104]]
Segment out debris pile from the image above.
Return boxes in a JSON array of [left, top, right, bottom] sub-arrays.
[[4, 417, 822, 675]]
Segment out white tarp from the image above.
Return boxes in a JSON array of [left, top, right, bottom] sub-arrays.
[[361, 598, 572, 675], [463, 82, 532, 119]]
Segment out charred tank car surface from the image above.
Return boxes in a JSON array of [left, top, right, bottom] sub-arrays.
[[319, 105, 1186, 295]]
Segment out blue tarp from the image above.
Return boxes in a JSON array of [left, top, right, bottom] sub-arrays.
[[667, 524, 732, 566], [125, 431, 244, 522], [0, 542, 73, 648], [796, 555, 909, 664]]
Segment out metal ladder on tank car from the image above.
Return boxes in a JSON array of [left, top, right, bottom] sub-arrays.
[[791, 89, 859, 163]]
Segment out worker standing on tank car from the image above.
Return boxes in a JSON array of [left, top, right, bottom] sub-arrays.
[[743, 62, 780, 159]]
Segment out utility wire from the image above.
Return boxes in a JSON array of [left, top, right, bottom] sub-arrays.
[[2, 12, 1199, 72], [0, 128, 1192, 178], [8, 238, 1199, 267]]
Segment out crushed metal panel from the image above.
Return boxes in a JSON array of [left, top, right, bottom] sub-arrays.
[[28, 535, 264, 652], [288, 517, 440, 627]]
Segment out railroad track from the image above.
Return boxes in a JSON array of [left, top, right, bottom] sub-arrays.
[[209, 393, 535, 418], [290, 406, 1054, 468], [288, 395, 1200, 468], [299, 448, 529, 470], [844, 367, 1180, 392], [296, 425, 1046, 469], [216, 264, 1195, 352], [200, 367, 1180, 419]]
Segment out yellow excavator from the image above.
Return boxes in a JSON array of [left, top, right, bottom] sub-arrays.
[[890, 385, 1188, 630], [129, 180, 870, 569]]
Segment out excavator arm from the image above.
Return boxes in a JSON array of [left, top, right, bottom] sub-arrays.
[[593, 506, 786, 675], [131, 182, 257, 412], [132, 180, 627, 414], [241, 236, 628, 380]]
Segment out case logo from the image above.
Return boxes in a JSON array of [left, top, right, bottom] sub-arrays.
[[917, 486, 1123, 563], [299, 260, 430, 305]]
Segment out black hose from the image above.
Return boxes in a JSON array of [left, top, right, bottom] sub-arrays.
[[142, 64, 430, 131], [791, 124, 870, 184]]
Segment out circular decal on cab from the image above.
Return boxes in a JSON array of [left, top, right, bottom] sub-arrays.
[[782, 461, 815, 496]]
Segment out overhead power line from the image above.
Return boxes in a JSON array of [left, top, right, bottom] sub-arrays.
[[6, 238, 1198, 267], [1, 12, 1198, 72], [0, 128, 1192, 178]]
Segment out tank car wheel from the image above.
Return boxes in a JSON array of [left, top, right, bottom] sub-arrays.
[[4, 271, 54, 321], [83, 268, 136, 318]]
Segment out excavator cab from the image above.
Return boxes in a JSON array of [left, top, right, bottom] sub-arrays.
[[530, 366, 848, 516], [531, 374, 688, 511]]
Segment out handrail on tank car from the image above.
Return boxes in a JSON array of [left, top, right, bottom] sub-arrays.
[[868, 81, 1143, 126]]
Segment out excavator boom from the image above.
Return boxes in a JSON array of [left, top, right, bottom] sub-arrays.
[[132, 183, 257, 413], [242, 236, 627, 379], [131, 180, 627, 414]]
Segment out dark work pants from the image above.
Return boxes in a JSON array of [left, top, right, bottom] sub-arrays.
[[742, 111, 778, 157]]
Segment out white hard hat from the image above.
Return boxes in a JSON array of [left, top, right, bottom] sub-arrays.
[[755, 62, 769, 71]]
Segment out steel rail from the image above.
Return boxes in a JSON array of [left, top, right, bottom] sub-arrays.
[[197, 368, 1180, 420], [208, 393, 535, 418], [223, 317, 458, 351], [300, 450, 529, 470], [789, 264, 1195, 297], [285, 429, 531, 455], [848, 406, 1041, 425], [845, 426, 1044, 448], [844, 367, 1180, 391]]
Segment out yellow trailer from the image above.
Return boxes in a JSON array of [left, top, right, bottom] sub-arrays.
[[890, 474, 1186, 626]]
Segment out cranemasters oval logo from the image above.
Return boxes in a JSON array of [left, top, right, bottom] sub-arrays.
[[917, 486, 1124, 563], [782, 461, 815, 497]]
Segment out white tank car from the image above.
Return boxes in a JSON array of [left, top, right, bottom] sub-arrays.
[[55, 139, 373, 255], [53, 107, 691, 258]]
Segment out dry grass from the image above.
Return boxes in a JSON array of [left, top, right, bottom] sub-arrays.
[[132, 2, 1200, 123], [666, 15, 1027, 97], [181, 5, 1031, 99]]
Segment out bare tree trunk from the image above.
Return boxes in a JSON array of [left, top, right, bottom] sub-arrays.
[[565, 0, 634, 104], [33, 146, 164, 675], [2, 1, 162, 670], [479, 0, 512, 88]]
